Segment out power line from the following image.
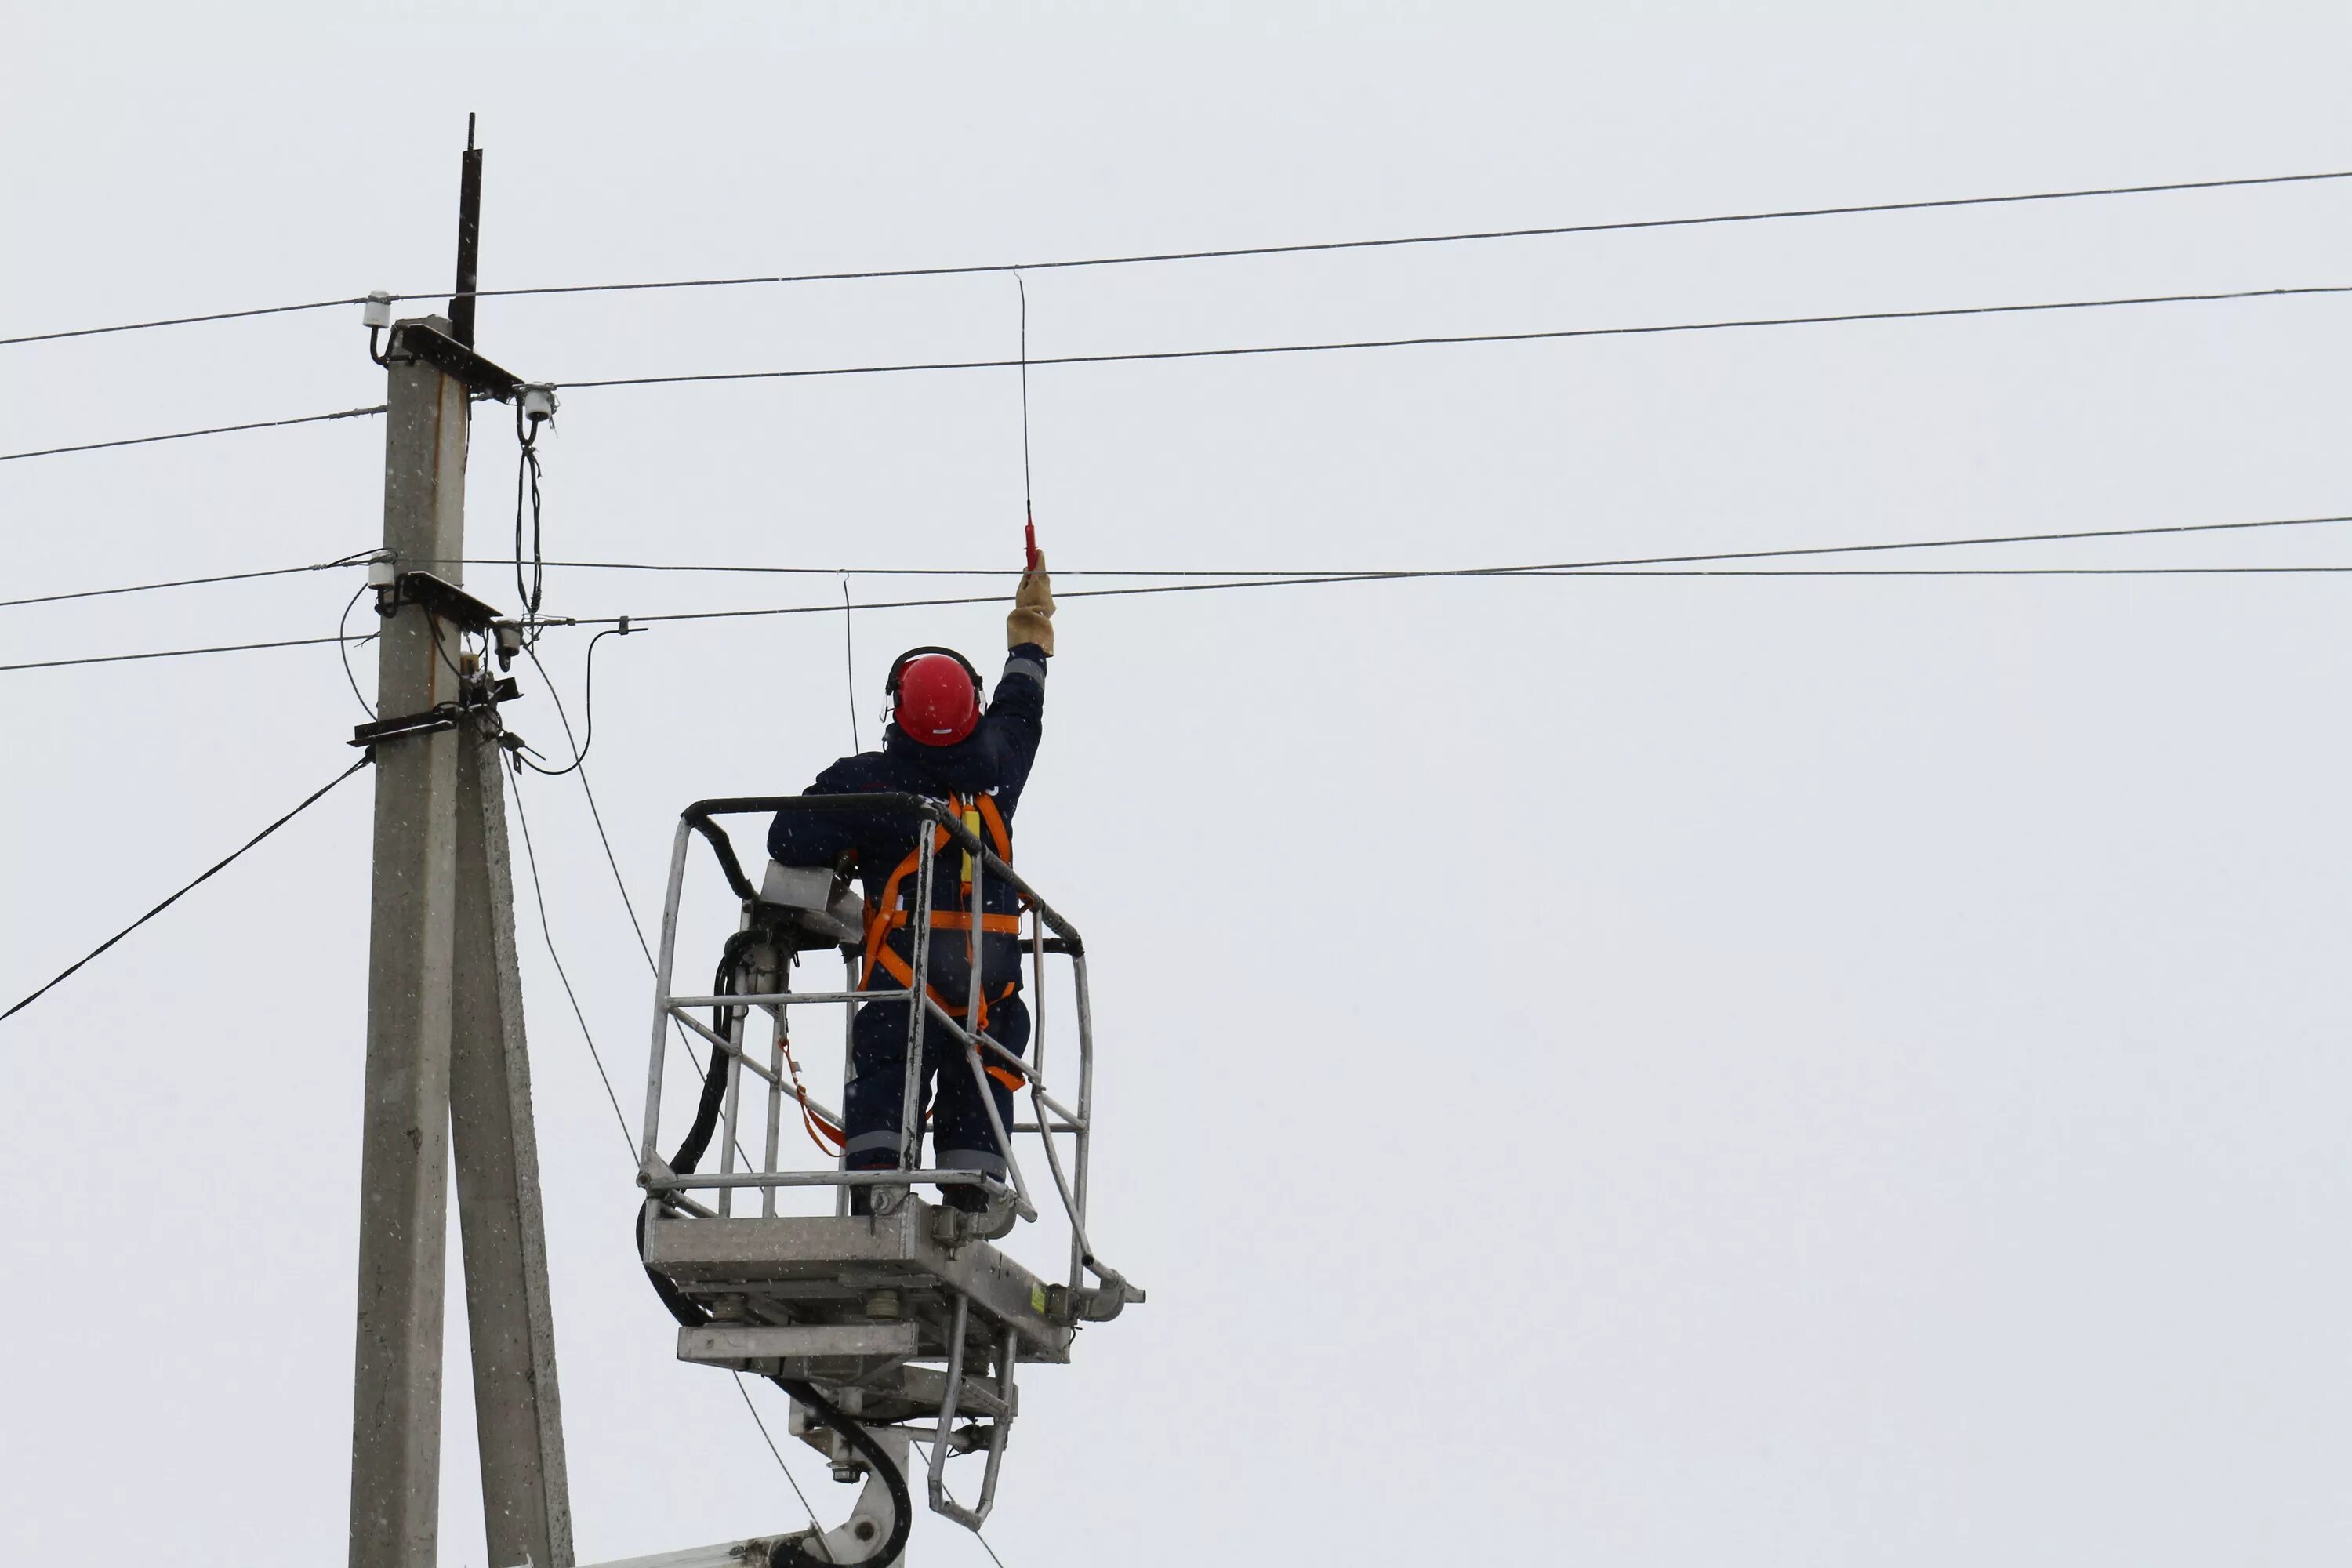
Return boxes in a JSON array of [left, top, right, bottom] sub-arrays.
[[11, 510, 2352, 675], [14, 166, 2352, 351], [444, 510, 2352, 581], [561, 562, 2352, 630], [0, 293, 372, 349], [16, 502, 2350, 619], [14, 283, 2348, 468], [1, 751, 373, 1023], [507, 767, 637, 1156], [0, 631, 361, 674], [428, 166, 2352, 305], [0, 404, 387, 465], [553, 284, 2352, 393], [0, 550, 376, 612]]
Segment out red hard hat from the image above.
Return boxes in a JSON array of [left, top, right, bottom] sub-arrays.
[[890, 649, 982, 746]]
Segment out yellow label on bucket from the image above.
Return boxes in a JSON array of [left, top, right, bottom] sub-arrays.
[[1030, 1284, 1047, 1313]]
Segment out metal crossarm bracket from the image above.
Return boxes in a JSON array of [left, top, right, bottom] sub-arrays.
[[377, 568, 505, 630], [386, 319, 524, 402]]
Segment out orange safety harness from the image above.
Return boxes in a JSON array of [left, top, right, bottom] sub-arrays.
[[779, 1028, 845, 1154], [860, 792, 1027, 1091]]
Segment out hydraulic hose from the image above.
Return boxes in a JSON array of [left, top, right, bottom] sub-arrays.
[[764, 1376, 915, 1568]]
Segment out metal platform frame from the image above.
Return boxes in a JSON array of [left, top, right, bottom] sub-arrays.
[[637, 795, 1142, 1541]]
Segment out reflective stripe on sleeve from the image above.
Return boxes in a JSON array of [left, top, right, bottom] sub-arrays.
[[1002, 655, 1047, 687]]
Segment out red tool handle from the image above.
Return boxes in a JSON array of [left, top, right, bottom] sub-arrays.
[[1025, 519, 1040, 572]]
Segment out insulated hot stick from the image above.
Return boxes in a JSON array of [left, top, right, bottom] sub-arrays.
[[1025, 519, 1039, 572]]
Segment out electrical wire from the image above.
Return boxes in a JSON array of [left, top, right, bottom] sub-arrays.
[[13, 510, 2352, 678], [0, 550, 375, 612], [11, 282, 2348, 468], [423, 166, 2352, 305], [337, 582, 379, 718], [13, 165, 2350, 350], [0, 631, 365, 674], [0, 293, 374, 348], [1017, 271, 1033, 523], [449, 509, 2352, 581], [524, 639, 762, 1176], [842, 576, 861, 752], [0, 404, 387, 464], [552, 284, 2352, 393], [13, 566, 2352, 682], [1, 751, 373, 1023], [514, 628, 635, 777], [507, 764, 637, 1156]]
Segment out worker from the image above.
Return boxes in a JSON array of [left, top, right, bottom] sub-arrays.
[[768, 559, 1056, 1236]]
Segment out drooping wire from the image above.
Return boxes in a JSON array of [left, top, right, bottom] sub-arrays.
[[515, 424, 546, 631], [514, 626, 636, 777], [512, 747, 834, 1548], [552, 283, 2352, 393], [337, 581, 378, 718], [522, 639, 760, 1174], [1, 751, 374, 1023], [841, 575, 861, 753], [507, 763, 637, 1155], [1017, 271, 1033, 526]]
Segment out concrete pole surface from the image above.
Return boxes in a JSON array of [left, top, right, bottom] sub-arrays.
[[451, 717, 575, 1568], [349, 318, 470, 1568]]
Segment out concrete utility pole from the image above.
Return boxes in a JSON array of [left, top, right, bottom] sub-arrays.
[[451, 720, 575, 1568], [348, 123, 573, 1568], [349, 315, 470, 1568]]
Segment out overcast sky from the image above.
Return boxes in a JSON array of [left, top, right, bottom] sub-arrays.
[[6, 4, 2352, 1565]]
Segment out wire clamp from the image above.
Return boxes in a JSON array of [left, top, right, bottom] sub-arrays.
[[350, 677, 521, 749]]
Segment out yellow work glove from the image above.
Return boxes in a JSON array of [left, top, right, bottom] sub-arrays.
[[1007, 553, 1055, 655]]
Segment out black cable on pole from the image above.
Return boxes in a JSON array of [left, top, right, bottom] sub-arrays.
[[0, 405, 387, 465], [551, 284, 2352, 393], [1, 752, 374, 1024], [516, 630, 636, 777]]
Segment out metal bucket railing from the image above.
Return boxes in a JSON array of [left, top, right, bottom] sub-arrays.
[[638, 794, 1109, 1296]]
